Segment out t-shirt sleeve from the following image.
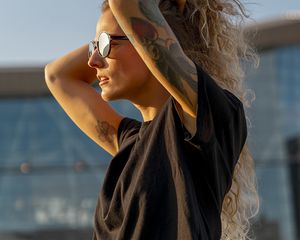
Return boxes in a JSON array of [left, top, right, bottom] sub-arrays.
[[186, 61, 247, 157], [176, 61, 248, 202], [117, 117, 141, 149]]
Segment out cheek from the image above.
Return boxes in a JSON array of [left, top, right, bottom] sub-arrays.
[[127, 64, 149, 88], [120, 50, 149, 84]]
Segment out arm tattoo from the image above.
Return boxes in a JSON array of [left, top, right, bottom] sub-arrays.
[[130, 2, 197, 106], [95, 120, 116, 144], [139, 1, 166, 27]]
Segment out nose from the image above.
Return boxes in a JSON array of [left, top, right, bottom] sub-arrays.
[[88, 48, 105, 69]]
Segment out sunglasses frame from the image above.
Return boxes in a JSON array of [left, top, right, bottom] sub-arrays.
[[88, 31, 129, 58]]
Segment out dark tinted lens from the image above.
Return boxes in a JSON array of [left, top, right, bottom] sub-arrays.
[[98, 32, 110, 58]]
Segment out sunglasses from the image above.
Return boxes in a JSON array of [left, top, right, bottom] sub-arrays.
[[88, 31, 129, 59]]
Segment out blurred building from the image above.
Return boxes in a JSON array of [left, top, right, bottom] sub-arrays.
[[0, 14, 300, 240], [244, 13, 300, 240], [0, 67, 141, 239]]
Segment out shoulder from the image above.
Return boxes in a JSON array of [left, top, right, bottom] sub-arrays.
[[117, 117, 141, 149]]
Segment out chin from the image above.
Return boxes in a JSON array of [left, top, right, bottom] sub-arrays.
[[101, 92, 112, 102], [101, 91, 121, 102]]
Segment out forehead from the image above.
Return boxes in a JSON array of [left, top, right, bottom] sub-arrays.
[[96, 9, 124, 36]]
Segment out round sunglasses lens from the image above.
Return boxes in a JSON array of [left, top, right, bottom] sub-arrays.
[[88, 42, 94, 58], [98, 32, 110, 58]]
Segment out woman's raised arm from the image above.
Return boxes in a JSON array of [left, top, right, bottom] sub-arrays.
[[44, 44, 124, 156]]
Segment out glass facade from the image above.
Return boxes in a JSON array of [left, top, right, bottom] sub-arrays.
[[0, 94, 142, 238], [0, 46, 299, 239], [245, 45, 300, 240]]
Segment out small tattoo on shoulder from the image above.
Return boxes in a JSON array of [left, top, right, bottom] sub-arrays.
[[95, 120, 116, 144]]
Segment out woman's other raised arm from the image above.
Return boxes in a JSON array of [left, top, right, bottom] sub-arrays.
[[44, 44, 124, 156]]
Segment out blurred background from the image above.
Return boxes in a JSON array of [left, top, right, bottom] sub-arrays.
[[0, 0, 300, 239]]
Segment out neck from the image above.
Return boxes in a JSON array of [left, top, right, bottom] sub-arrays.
[[130, 81, 170, 122], [134, 97, 169, 122]]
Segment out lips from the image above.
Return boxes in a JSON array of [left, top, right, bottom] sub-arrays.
[[100, 77, 109, 81], [97, 76, 109, 86]]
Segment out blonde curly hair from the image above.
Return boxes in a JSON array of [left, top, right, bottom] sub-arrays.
[[101, 0, 260, 239]]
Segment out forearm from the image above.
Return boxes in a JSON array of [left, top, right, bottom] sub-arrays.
[[108, 0, 197, 117], [45, 44, 97, 85]]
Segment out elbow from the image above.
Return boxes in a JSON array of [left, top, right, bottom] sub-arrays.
[[44, 63, 58, 85], [44, 62, 67, 95]]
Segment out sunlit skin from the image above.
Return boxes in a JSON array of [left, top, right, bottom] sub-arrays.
[[88, 9, 171, 122]]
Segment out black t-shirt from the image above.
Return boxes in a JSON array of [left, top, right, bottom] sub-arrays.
[[92, 61, 247, 240]]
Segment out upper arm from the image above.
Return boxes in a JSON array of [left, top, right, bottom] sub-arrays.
[[109, 0, 198, 119], [45, 66, 124, 157]]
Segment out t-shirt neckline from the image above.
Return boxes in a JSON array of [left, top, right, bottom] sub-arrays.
[[140, 96, 172, 128]]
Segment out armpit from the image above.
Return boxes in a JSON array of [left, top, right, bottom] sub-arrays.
[[173, 98, 197, 137]]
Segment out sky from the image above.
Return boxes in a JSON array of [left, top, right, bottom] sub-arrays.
[[0, 0, 300, 67]]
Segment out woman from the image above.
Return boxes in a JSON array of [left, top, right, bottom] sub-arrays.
[[45, 0, 259, 239]]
